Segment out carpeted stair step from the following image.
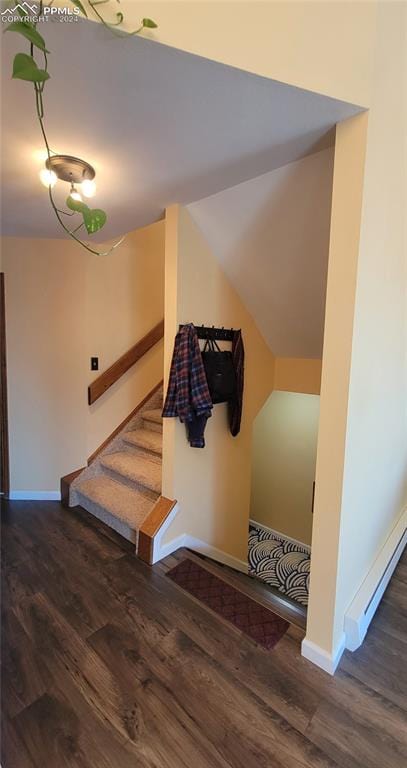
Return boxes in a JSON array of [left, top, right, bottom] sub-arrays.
[[123, 428, 162, 457], [75, 475, 155, 545], [142, 409, 163, 433], [100, 451, 161, 494]]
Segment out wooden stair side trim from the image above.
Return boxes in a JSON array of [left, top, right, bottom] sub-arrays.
[[87, 380, 163, 465], [61, 467, 86, 508], [138, 496, 177, 565], [88, 320, 164, 405]]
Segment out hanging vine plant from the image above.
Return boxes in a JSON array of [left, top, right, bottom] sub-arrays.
[[4, 0, 158, 255]]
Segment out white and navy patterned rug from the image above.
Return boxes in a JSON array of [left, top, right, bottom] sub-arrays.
[[248, 524, 310, 606]]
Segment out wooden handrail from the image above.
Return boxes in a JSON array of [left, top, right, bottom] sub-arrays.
[[88, 320, 164, 405]]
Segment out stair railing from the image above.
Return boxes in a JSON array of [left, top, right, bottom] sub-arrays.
[[88, 320, 164, 405]]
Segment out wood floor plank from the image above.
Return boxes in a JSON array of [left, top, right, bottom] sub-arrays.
[[100, 554, 321, 732], [70, 503, 136, 553], [2, 501, 407, 768], [146, 558, 325, 722], [381, 575, 407, 613], [394, 561, 407, 582], [1, 522, 33, 570], [12, 591, 142, 747], [12, 679, 162, 768], [1, 609, 49, 718], [12, 693, 92, 768], [88, 623, 233, 768], [135, 627, 341, 768], [13, 501, 126, 566], [12, 592, 201, 767], [340, 625, 407, 712], [306, 669, 407, 768], [20, 535, 117, 639], [372, 598, 407, 646], [1, 714, 35, 768], [2, 557, 39, 613]]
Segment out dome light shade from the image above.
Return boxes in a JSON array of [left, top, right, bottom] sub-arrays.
[[39, 168, 57, 188], [81, 179, 96, 198]]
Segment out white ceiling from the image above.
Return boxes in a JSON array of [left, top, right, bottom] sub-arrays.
[[1, 17, 362, 240], [188, 149, 335, 359]]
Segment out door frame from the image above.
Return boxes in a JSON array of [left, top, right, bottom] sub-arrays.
[[1, 272, 10, 498]]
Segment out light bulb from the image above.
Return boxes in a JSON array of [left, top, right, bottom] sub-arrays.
[[39, 168, 57, 188], [81, 179, 96, 198], [69, 186, 83, 202]]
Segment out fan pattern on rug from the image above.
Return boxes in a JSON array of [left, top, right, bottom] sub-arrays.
[[166, 558, 289, 650], [248, 525, 310, 606]]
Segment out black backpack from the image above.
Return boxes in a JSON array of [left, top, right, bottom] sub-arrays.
[[202, 338, 236, 404]]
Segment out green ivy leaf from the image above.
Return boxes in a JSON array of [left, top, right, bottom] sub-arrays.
[[4, 21, 50, 53], [83, 208, 107, 234], [66, 197, 106, 234], [71, 0, 87, 17], [142, 18, 157, 28], [66, 196, 89, 214], [12, 53, 50, 83]]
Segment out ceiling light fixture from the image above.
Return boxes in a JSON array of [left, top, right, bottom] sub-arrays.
[[8, 2, 157, 256], [42, 153, 96, 192]]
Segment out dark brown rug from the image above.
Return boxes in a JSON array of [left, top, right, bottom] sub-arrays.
[[166, 558, 289, 650]]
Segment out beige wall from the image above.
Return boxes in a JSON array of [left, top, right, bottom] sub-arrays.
[[2, 221, 164, 492], [251, 391, 320, 546], [274, 358, 321, 395], [306, 113, 369, 655], [187, 148, 334, 361], [308, 0, 407, 658], [325, 2, 407, 653], [86, 223, 165, 455], [162, 205, 275, 562], [2, 237, 89, 493], [119, 0, 376, 107]]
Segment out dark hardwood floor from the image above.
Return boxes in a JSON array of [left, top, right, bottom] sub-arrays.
[[1, 500, 406, 768]]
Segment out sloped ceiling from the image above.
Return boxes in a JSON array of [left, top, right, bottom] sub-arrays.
[[188, 149, 335, 359], [1, 17, 361, 239]]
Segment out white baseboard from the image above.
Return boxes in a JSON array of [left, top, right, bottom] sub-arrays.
[[151, 502, 181, 564], [249, 519, 310, 553], [344, 508, 407, 651], [154, 533, 187, 561], [184, 535, 248, 574], [8, 491, 61, 501], [301, 632, 346, 675], [154, 531, 248, 574]]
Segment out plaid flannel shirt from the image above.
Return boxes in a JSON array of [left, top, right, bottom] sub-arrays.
[[162, 324, 213, 425]]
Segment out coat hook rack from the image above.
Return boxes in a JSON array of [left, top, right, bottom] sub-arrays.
[[179, 323, 237, 341]]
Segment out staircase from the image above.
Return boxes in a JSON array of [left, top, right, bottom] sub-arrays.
[[69, 388, 163, 548]]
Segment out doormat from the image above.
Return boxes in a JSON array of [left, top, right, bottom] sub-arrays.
[[166, 558, 289, 650], [248, 525, 310, 606]]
